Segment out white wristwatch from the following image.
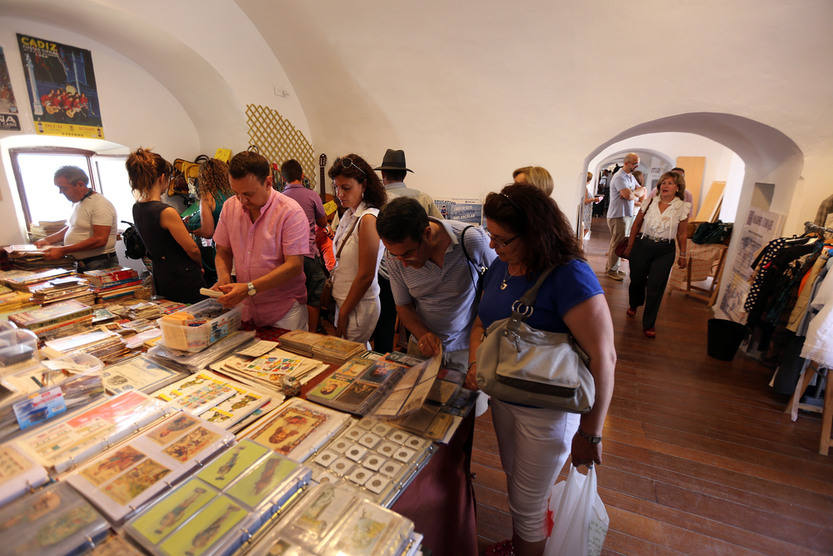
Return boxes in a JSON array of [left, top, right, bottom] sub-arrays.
[[247, 282, 257, 296]]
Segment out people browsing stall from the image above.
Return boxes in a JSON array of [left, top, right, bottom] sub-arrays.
[[624, 171, 691, 338], [605, 153, 647, 280], [35, 166, 118, 271], [372, 148, 442, 353], [376, 197, 496, 371], [126, 148, 204, 303], [280, 159, 330, 334], [468, 184, 615, 556], [212, 151, 310, 329], [327, 154, 387, 344]]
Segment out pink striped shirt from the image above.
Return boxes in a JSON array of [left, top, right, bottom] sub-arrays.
[[214, 189, 310, 326]]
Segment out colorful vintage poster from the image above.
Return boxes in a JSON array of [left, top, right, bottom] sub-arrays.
[[158, 496, 247, 556], [251, 406, 327, 456], [103, 458, 171, 505], [163, 426, 221, 463], [0, 47, 20, 131], [197, 440, 268, 490], [16, 33, 104, 138]]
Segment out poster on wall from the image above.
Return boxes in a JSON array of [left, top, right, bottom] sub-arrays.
[[717, 205, 784, 323], [434, 198, 483, 225], [17, 33, 104, 138], [0, 47, 21, 131]]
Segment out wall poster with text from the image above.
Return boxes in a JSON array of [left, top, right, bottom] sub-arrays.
[[0, 47, 21, 131], [17, 33, 104, 138]]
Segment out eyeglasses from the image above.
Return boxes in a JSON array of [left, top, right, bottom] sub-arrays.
[[488, 232, 519, 249], [339, 157, 366, 176]]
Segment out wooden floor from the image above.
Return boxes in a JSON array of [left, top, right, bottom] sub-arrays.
[[472, 218, 833, 555]]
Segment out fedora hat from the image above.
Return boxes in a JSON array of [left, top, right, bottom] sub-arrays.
[[374, 149, 413, 173]]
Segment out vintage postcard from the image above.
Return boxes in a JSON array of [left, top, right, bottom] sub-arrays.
[[291, 484, 356, 541], [330, 501, 401, 556], [250, 406, 327, 456], [81, 445, 146, 486], [163, 426, 221, 463], [128, 478, 214, 545], [336, 382, 377, 407], [158, 495, 247, 556], [226, 455, 298, 509], [147, 413, 200, 445], [373, 389, 409, 417], [103, 458, 171, 505], [0, 445, 32, 481], [198, 440, 269, 490], [308, 377, 352, 401], [399, 380, 435, 415], [333, 358, 374, 379], [359, 359, 405, 384]]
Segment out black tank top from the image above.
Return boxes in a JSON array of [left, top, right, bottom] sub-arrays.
[[132, 201, 204, 303]]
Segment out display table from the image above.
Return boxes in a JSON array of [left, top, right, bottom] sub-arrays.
[[254, 326, 479, 555]]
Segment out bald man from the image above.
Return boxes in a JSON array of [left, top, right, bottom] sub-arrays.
[[605, 153, 646, 280]]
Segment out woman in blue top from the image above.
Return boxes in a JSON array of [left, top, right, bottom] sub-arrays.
[[468, 184, 616, 556]]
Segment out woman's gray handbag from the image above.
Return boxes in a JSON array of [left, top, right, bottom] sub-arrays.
[[475, 267, 595, 413]]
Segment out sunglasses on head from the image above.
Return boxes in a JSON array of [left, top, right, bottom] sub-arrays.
[[338, 157, 366, 176]]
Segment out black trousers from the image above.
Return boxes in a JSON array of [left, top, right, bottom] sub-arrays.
[[371, 274, 396, 353], [628, 237, 676, 330]]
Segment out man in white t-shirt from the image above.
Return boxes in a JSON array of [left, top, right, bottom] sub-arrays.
[[605, 153, 646, 280], [35, 166, 118, 271]]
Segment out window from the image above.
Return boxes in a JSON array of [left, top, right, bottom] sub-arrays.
[[93, 155, 134, 226], [9, 147, 131, 232]]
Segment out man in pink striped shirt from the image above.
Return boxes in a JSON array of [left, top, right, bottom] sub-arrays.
[[213, 151, 310, 329]]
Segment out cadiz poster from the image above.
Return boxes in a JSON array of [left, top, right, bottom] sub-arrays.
[[0, 46, 21, 131], [17, 33, 104, 138]]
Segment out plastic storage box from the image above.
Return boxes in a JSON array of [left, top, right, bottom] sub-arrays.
[[158, 299, 242, 353], [0, 328, 38, 369]]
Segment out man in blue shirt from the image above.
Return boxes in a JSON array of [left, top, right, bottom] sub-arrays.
[[376, 197, 495, 371], [605, 153, 646, 280]]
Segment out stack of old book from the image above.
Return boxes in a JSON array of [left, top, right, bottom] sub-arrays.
[[9, 299, 93, 340], [1, 243, 72, 270], [82, 267, 144, 301], [278, 329, 365, 365], [43, 328, 133, 364], [28, 275, 94, 305], [0, 284, 35, 313], [28, 219, 65, 239], [3, 267, 74, 291]]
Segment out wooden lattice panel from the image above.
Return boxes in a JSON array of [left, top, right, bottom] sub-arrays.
[[246, 104, 316, 189]]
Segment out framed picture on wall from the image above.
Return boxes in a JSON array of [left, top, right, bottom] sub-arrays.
[[17, 33, 104, 139], [0, 47, 21, 131]]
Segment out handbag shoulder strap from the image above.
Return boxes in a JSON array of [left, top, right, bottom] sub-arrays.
[[632, 195, 654, 236], [460, 225, 487, 277], [334, 213, 361, 259], [511, 266, 555, 321]]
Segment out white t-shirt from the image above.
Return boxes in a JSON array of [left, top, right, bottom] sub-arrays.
[[331, 202, 382, 302], [64, 191, 117, 259], [640, 197, 691, 241]]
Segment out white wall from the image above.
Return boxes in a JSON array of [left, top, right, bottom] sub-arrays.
[[0, 16, 201, 245]]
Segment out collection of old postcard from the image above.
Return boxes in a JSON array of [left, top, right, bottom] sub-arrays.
[[0, 284, 478, 555]]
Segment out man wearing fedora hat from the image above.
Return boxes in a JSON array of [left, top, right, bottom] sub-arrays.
[[372, 148, 443, 352]]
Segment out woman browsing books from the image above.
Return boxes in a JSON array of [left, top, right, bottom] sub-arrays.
[[127, 148, 205, 303], [327, 155, 387, 345], [468, 184, 616, 556]]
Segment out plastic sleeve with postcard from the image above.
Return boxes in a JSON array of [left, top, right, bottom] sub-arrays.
[[16, 390, 168, 474], [125, 438, 310, 556], [0, 481, 110, 556], [66, 411, 234, 523]]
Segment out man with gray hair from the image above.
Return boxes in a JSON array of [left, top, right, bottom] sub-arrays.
[[36, 165, 118, 271], [605, 153, 646, 280]]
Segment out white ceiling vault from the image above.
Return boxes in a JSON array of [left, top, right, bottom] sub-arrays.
[[0, 0, 831, 231]]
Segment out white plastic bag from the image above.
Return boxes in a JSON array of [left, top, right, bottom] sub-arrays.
[[544, 465, 609, 556]]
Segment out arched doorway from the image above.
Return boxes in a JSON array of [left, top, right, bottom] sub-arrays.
[[580, 112, 803, 317]]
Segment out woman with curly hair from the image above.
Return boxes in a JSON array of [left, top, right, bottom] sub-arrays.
[[469, 184, 615, 556], [127, 148, 204, 303], [327, 154, 387, 344], [192, 158, 233, 239]]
